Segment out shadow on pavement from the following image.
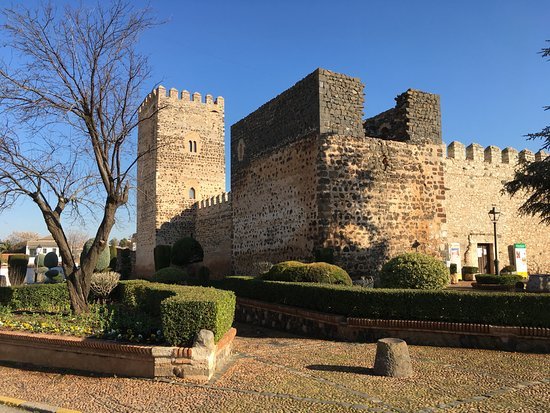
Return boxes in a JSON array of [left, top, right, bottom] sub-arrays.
[[306, 364, 375, 375]]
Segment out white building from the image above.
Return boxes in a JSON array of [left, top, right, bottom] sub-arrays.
[[26, 235, 60, 266]]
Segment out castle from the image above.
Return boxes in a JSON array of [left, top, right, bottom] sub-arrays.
[[135, 68, 549, 278]]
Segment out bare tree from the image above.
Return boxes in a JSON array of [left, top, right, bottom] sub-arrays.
[[66, 229, 89, 258], [6, 231, 41, 245], [0, 2, 157, 313]]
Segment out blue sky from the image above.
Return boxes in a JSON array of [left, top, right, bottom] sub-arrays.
[[0, 0, 548, 241]]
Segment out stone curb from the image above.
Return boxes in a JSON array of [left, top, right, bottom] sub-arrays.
[[0, 396, 81, 413]]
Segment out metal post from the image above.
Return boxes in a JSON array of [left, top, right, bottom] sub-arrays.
[[493, 221, 499, 275]]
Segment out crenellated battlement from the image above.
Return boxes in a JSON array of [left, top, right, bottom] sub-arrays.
[[445, 141, 548, 164], [138, 85, 224, 114], [197, 192, 231, 209]]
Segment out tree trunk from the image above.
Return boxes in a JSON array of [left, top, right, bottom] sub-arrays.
[[66, 268, 89, 314]]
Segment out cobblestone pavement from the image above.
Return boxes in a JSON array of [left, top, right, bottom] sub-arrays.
[[0, 323, 548, 412]]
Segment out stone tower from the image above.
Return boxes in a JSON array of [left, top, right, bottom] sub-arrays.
[[135, 86, 225, 276]]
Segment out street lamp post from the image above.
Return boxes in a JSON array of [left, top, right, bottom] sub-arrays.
[[34, 244, 42, 283], [488, 206, 501, 275]]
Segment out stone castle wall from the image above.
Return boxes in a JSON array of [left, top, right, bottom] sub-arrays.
[[138, 67, 549, 279], [231, 135, 319, 274], [318, 135, 447, 275], [444, 141, 549, 273], [230, 68, 447, 276], [363, 89, 442, 145], [195, 193, 233, 278], [231, 69, 365, 274], [136, 86, 226, 276], [231, 69, 321, 274]]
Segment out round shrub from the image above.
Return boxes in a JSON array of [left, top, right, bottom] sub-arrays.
[[500, 265, 516, 274], [379, 253, 449, 290], [81, 239, 111, 272], [44, 269, 63, 283], [262, 261, 352, 286], [171, 237, 203, 266], [305, 262, 352, 285], [44, 251, 59, 269], [151, 266, 188, 285]]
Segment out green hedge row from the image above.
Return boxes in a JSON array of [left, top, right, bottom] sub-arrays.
[[475, 274, 524, 286], [116, 280, 235, 346], [214, 276, 550, 328], [0, 283, 69, 313]]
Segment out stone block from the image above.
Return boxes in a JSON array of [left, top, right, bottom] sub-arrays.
[[466, 143, 484, 162], [502, 147, 518, 164], [484, 145, 501, 163], [447, 141, 465, 159], [373, 337, 413, 377]]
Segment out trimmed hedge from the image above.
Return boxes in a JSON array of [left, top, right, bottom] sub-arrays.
[[475, 274, 524, 286], [161, 288, 236, 346], [151, 267, 187, 285], [7, 254, 29, 286], [116, 280, 235, 346], [0, 283, 69, 313], [262, 261, 352, 286], [215, 276, 550, 328]]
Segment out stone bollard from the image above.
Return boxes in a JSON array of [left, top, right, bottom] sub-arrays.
[[373, 338, 413, 378]]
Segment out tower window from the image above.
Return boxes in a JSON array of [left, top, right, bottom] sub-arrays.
[[193, 141, 197, 153], [188, 140, 198, 153], [189, 140, 193, 152], [189, 187, 196, 199]]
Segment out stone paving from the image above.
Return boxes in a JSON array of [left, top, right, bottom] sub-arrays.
[[0, 323, 548, 412]]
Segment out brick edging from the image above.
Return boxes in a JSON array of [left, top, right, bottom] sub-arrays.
[[237, 297, 550, 338]]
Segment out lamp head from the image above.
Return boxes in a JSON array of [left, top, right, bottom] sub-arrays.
[[488, 206, 501, 223]]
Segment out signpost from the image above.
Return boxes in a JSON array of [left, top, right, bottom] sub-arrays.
[[514, 243, 528, 276]]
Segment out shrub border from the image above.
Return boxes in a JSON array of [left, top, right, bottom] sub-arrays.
[[215, 276, 550, 328]]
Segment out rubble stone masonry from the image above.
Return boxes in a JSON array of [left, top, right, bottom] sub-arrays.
[[445, 142, 549, 273], [318, 135, 447, 274], [136, 87, 226, 276], [137, 67, 549, 278]]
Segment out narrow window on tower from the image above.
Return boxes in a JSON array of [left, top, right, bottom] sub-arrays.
[[193, 141, 197, 153], [189, 140, 193, 152], [189, 187, 196, 199]]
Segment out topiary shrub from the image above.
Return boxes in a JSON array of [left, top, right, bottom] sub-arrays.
[[154, 245, 172, 271], [501, 265, 516, 274], [261, 261, 352, 286], [151, 267, 188, 285], [379, 253, 449, 290], [462, 266, 478, 281], [118, 248, 132, 280], [171, 237, 203, 266], [35, 253, 45, 268], [44, 251, 59, 269], [81, 239, 111, 272], [44, 269, 63, 283], [7, 254, 29, 286]]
